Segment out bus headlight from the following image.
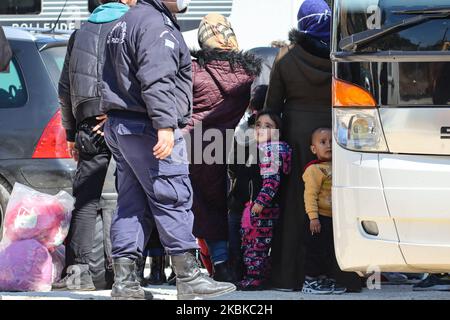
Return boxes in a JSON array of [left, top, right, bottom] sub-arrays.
[[334, 108, 389, 152]]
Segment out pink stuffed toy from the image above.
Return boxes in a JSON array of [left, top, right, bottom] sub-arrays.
[[0, 239, 53, 291], [3, 186, 72, 249]]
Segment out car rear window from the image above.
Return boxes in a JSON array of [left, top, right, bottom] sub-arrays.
[[334, 0, 450, 52], [0, 59, 28, 108], [40, 45, 67, 89]]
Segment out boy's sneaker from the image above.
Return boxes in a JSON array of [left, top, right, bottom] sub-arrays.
[[320, 278, 347, 294], [413, 274, 450, 291], [301, 278, 334, 295]]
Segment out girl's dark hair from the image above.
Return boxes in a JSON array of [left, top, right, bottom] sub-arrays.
[[255, 110, 282, 130]]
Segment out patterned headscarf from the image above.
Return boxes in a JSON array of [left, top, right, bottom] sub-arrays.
[[198, 13, 239, 51], [297, 0, 332, 44]]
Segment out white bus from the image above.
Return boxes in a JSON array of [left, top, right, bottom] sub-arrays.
[[332, 0, 450, 274], [0, 0, 299, 50]]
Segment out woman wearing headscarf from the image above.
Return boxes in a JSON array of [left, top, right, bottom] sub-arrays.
[[264, 0, 362, 292], [183, 13, 261, 282]]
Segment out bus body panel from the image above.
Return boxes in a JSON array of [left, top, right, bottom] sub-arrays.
[[332, 141, 407, 272], [380, 109, 450, 155], [332, 0, 450, 272], [379, 155, 450, 270]]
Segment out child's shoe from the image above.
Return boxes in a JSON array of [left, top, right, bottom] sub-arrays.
[[320, 278, 347, 294], [301, 277, 334, 295]]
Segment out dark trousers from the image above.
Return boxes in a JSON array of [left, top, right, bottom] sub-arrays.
[[104, 113, 198, 261], [305, 216, 362, 291], [228, 210, 244, 280], [144, 225, 165, 257], [65, 118, 111, 266], [228, 210, 242, 259]]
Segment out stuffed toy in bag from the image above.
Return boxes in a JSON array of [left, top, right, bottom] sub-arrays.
[[3, 194, 70, 249]]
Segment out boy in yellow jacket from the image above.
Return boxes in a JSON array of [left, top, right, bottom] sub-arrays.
[[301, 127, 347, 295]]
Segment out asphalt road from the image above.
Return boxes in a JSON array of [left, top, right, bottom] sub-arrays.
[[1, 283, 450, 300]]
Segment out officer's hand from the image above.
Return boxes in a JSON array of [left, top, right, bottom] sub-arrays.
[[154, 128, 175, 160], [67, 141, 79, 162], [92, 114, 107, 137]]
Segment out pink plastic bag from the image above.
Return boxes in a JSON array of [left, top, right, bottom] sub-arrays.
[[2, 183, 73, 249], [50, 245, 65, 283], [0, 239, 53, 291], [241, 202, 254, 229]]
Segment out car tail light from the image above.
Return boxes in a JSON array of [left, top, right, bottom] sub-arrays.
[[32, 109, 71, 159], [332, 78, 376, 108]]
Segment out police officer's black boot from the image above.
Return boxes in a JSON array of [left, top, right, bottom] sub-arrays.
[[167, 266, 176, 286], [147, 256, 167, 285], [171, 252, 236, 300], [135, 256, 146, 285], [111, 258, 153, 300]]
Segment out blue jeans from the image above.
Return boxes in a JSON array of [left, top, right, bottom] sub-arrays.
[[205, 240, 228, 265]]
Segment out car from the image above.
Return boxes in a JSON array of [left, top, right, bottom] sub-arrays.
[[332, 0, 450, 273], [0, 27, 116, 288], [0, 0, 302, 50]]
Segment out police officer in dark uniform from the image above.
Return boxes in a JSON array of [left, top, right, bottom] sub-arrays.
[[101, 0, 236, 300]]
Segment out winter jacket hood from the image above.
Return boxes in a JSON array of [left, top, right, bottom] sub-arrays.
[[88, 3, 129, 23], [288, 28, 330, 59], [191, 49, 261, 96], [264, 28, 331, 115], [285, 29, 331, 86]]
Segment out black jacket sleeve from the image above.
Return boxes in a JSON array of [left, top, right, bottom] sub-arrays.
[[135, 26, 179, 130], [59, 31, 77, 142], [0, 27, 12, 72]]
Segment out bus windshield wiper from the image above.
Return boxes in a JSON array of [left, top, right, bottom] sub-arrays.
[[339, 10, 450, 52], [393, 7, 450, 15]]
